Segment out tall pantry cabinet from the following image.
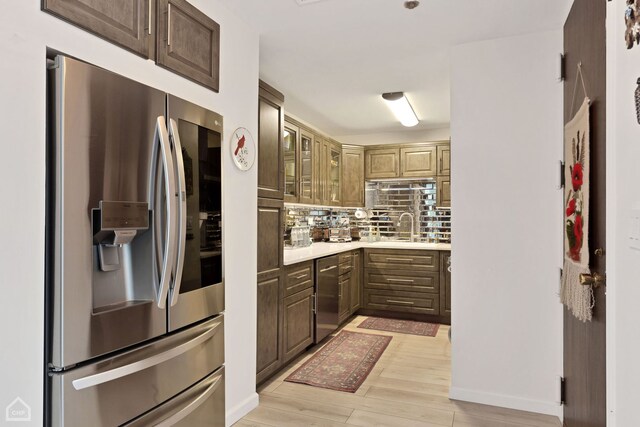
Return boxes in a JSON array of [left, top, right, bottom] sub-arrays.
[[256, 81, 285, 383]]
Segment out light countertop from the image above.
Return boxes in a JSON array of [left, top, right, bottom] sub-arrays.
[[283, 241, 452, 265]]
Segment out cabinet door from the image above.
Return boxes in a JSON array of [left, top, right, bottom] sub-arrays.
[[256, 272, 282, 383], [342, 146, 365, 207], [437, 176, 451, 207], [257, 82, 285, 200], [437, 145, 451, 176], [440, 252, 451, 319], [257, 198, 283, 276], [329, 142, 342, 206], [350, 251, 361, 314], [283, 122, 299, 202], [156, 0, 220, 91], [282, 288, 314, 364], [313, 136, 323, 205], [299, 130, 315, 204], [322, 139, 331, 204], [338, 272, 351, 323], [43, 0, 154, 59], [365, 148, 400, 179], [400, 145, 437, 177]]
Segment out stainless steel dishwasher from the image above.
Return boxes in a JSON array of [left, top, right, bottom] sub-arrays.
[[315, 255, 340, 343]]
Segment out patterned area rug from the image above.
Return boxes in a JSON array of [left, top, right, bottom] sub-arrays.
[[358, 317, 440, 337], [284, 330, 392, 393]]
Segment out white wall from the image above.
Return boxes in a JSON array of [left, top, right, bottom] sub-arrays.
[[450, 30, 564, 416], [606, 1, 640, 425], [0, 2, 258, 425]]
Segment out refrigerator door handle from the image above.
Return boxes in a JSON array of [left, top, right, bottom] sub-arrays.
[[152, 116, 178, 309], [71, 319, 222, 390], [155, 370, 224, 427], [168, 118, 187, 307]]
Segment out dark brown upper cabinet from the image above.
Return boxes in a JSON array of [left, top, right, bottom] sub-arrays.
[[44, 0, 220, 91], [157, 0, 220, 92], [328, 142, 342, 206], [437, 144, 451, 176], [258, 81, 285, 200], [342, 145, 365, 207], [299, 130, 315, 204], [283, 122, 299, 203], [400, 145, 437, 177], [365, 148, 400, 179], [43, 0, 155, 59], [313, 135, 324, 205], [437, 176, 451, 207]]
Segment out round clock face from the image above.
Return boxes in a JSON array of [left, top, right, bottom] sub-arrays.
[[230, 127, 255, 171]]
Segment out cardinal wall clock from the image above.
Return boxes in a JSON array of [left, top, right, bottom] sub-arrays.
[[230, 127, 255, 171]]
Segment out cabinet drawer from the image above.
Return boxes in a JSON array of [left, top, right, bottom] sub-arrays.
[[284, 261, 313, 297], [338, 252, 352, 264], [339, 261, 352, 275], [364, 269, 439, 294], [363, 290, 439, 315], [364, 249, 439, 271]]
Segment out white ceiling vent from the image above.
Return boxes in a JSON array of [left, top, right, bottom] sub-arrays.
[[295, 0, 327, 6]]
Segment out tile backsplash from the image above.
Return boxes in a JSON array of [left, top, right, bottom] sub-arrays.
[[285, 179, 451, 244]]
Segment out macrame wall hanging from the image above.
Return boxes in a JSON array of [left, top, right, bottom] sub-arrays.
[[561, 63, 592, 322], [625, 0, 640, 49]]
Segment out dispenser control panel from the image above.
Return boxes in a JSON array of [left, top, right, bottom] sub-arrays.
[[100, 201, 149, 230]]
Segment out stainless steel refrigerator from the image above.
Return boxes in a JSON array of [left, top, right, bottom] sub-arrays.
[[46, 55, 225, 426]]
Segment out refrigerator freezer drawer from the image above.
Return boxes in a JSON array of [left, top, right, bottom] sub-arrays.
[[50, 315, 224, 427], [124, 367, 225, 427]]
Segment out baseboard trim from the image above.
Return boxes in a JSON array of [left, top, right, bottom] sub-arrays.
[[226, 392, 259, 427], [449, 386, 563, 418]]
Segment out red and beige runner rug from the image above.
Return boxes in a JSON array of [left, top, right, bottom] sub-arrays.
[[358, 317, 440, 337], [284, 330, 391, 393]]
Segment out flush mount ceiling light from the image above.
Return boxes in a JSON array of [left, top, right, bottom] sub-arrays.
[[404, 1, 420, 9], [382, 92, 419, 127]]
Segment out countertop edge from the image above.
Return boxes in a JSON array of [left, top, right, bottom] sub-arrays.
[[283, 242, 452, 266]]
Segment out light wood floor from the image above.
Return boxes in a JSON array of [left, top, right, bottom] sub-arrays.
[[237, 316, 561, 427]]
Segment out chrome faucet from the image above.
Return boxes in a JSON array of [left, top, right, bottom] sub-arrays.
[[397, 212, 416, 242]]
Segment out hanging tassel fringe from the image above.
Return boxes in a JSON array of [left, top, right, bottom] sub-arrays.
[[561, 259, 594, 322]]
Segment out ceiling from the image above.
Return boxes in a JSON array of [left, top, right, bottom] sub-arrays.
[[227, 0, 572, 141]]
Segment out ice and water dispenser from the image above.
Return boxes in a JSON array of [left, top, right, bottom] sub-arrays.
[[91, 201, 155, 312]]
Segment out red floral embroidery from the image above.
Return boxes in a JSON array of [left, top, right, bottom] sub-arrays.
[[574, 214, 583, 247], [566, 199, 576, 217], [572, 163, 583, 191]]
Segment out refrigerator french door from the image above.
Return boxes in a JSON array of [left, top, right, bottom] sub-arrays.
[[47, 55, 224, 426], [166, 95, 224, 332]]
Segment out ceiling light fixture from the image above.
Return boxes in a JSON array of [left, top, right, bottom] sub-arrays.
[[382, 92, 419, 127], [404, 1, 420, 10]]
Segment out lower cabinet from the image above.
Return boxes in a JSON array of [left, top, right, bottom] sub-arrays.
[[282, 287, 314, 364], [257, 260, 314, 384], [350, 250, 361, 314], [440, 251, 452, 320], [338, 271, 351, 324], [363, 249, 449, 322], [256, 272, 282, 384]]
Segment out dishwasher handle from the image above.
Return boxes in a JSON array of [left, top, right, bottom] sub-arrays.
[[319, 265, 337, 273]]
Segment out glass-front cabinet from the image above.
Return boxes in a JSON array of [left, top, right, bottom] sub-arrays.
[[329, 142, 341, 205], [283, 123, 298, 201], [299, 130, 314, 204]]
